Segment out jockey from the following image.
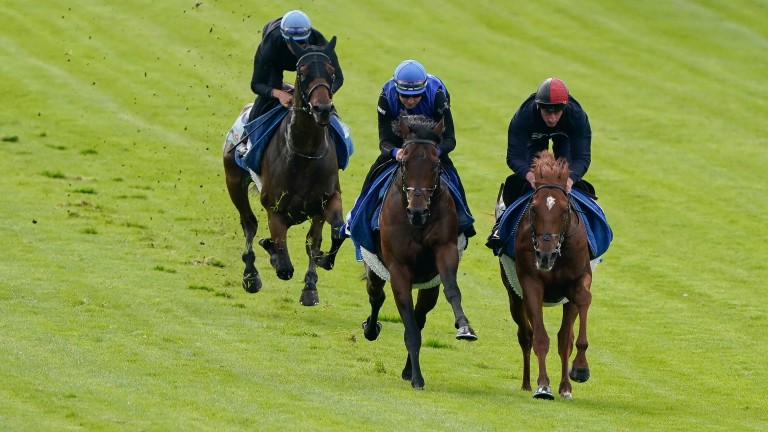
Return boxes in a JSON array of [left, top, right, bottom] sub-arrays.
[[359, 59, 476, 238], [248, 10, 344, 122], [486, 77, 594, 249]]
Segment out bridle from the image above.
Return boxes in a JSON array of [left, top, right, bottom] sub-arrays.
[[292, 51, 335, 114], [528, 183, 579, 257], [399, 139, 442, 207], [286, 51, 335, 159]]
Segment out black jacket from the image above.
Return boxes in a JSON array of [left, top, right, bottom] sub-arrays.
[[506, 94, 591, 182], [250, 18, 344, 98]]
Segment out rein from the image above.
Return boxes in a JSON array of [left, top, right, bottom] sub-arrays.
[[529, 183, 580, 256]]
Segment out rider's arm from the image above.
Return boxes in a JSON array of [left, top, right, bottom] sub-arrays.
[[506, 107, 533, 177], [564, 109, 592, 182], [377, 92, 401, 157], [250, 34, 280, 98], [434, 90, 455, 157]]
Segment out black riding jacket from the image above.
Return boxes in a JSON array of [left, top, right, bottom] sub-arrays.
[[250, 18, 344, 98], [506, 94, 591, 182]]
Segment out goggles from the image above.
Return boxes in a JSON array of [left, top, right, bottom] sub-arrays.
[[538, 103, 566, 113], [395, 80, 427, 94], [281, 27, 311, 40]]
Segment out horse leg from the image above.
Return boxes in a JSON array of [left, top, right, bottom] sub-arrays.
[[362, 265, 386, 341], [399, 287, 440, 383], [501, 264, 532, 392], [313, 190, 345, 271], [558, 302, 579, 399], [568, 280, 592, 385], [521, 279, 553, 400], [259, 211, 294, 281], [436, 247, 477, 341], [223, 149, 262, 293], [414, 287, 439, 332], [390, 268, 423, 389], [299, 216, 324, 306]]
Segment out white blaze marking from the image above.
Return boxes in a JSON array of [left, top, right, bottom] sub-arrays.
[[546, 196, 556, 210]]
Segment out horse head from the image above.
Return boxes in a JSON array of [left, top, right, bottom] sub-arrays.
[[398, 116, 444, 226], [528, 152, 573, 271], [289, 36, 337, 125]]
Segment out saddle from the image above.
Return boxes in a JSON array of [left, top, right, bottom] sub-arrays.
[[343, 162, 474, 260], [226, 105, 354, 175], [491, 188, 613, 260]]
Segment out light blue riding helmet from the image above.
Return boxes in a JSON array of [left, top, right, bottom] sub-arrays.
[[394, 60, 428, 95], [280, 10, 311, 40]]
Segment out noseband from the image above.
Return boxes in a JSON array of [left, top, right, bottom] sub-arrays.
[[399, 139, 441, 207], [293, 52, 335, 113], [529, 183, 578, 256]]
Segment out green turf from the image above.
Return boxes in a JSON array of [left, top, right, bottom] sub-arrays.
[[1, 1, 767, 431]]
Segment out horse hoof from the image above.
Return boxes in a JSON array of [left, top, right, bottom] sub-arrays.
[[533, 386, 555, 400], [455, 325, 477, 341], [569, 367, 590, 383], [258, 238, 273, 252], [299, 289, 319, 306], [242, 272, 262, 293], [411, 382, 424, 391], [276, 267, 294, 280], [362, 319, 382, 341], [560, 391, 573, 400], [313, 254, 335, 271]]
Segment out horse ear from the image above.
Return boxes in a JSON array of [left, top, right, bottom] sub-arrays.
[[324, 36, 337, 54], [289, 38, 306, 57], [433, 118, 445, 136]]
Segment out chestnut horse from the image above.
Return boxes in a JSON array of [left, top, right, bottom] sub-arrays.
[[362, 115, 476, 390], [222, 38, 344, 306], [503, 151, 592, 399]]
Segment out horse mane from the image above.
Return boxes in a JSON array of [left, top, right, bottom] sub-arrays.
[[391, 114, 440, 141], [531, 151, 570, 185]]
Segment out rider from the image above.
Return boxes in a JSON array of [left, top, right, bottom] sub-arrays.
[[359, 59, 476, 238], [248, 10, 344, 122], [486, 77, 593, 248]]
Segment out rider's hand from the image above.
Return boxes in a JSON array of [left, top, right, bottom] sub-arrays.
[[273, 89, 293, 107], [525, 171, 536, 188], [566, 177, 574, 193]]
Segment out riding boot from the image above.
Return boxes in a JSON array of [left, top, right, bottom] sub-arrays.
[[485, 221, 503, 249]]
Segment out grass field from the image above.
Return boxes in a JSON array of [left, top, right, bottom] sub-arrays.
[[2, 1, 767, 431]]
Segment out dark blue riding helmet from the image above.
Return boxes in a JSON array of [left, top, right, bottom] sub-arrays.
[[394, 60, 428, 95]]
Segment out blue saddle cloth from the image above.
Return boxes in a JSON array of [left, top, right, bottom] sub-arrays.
[[343, 161, 474, 255], [235, 105, 353, 174], [493, 188, 613, 259]]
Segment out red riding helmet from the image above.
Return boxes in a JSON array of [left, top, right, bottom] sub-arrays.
[[535, 78, 569, 111]]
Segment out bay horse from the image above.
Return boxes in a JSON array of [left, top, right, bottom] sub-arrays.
[[222, 37, 344, 306], [362, 115, 477, 390], [502, 151, 592, 399]]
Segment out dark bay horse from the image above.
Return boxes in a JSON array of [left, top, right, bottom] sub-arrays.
[[501, 151, 592, 399], [362, 115, 476, 390], [222, 37, 344, 306]]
